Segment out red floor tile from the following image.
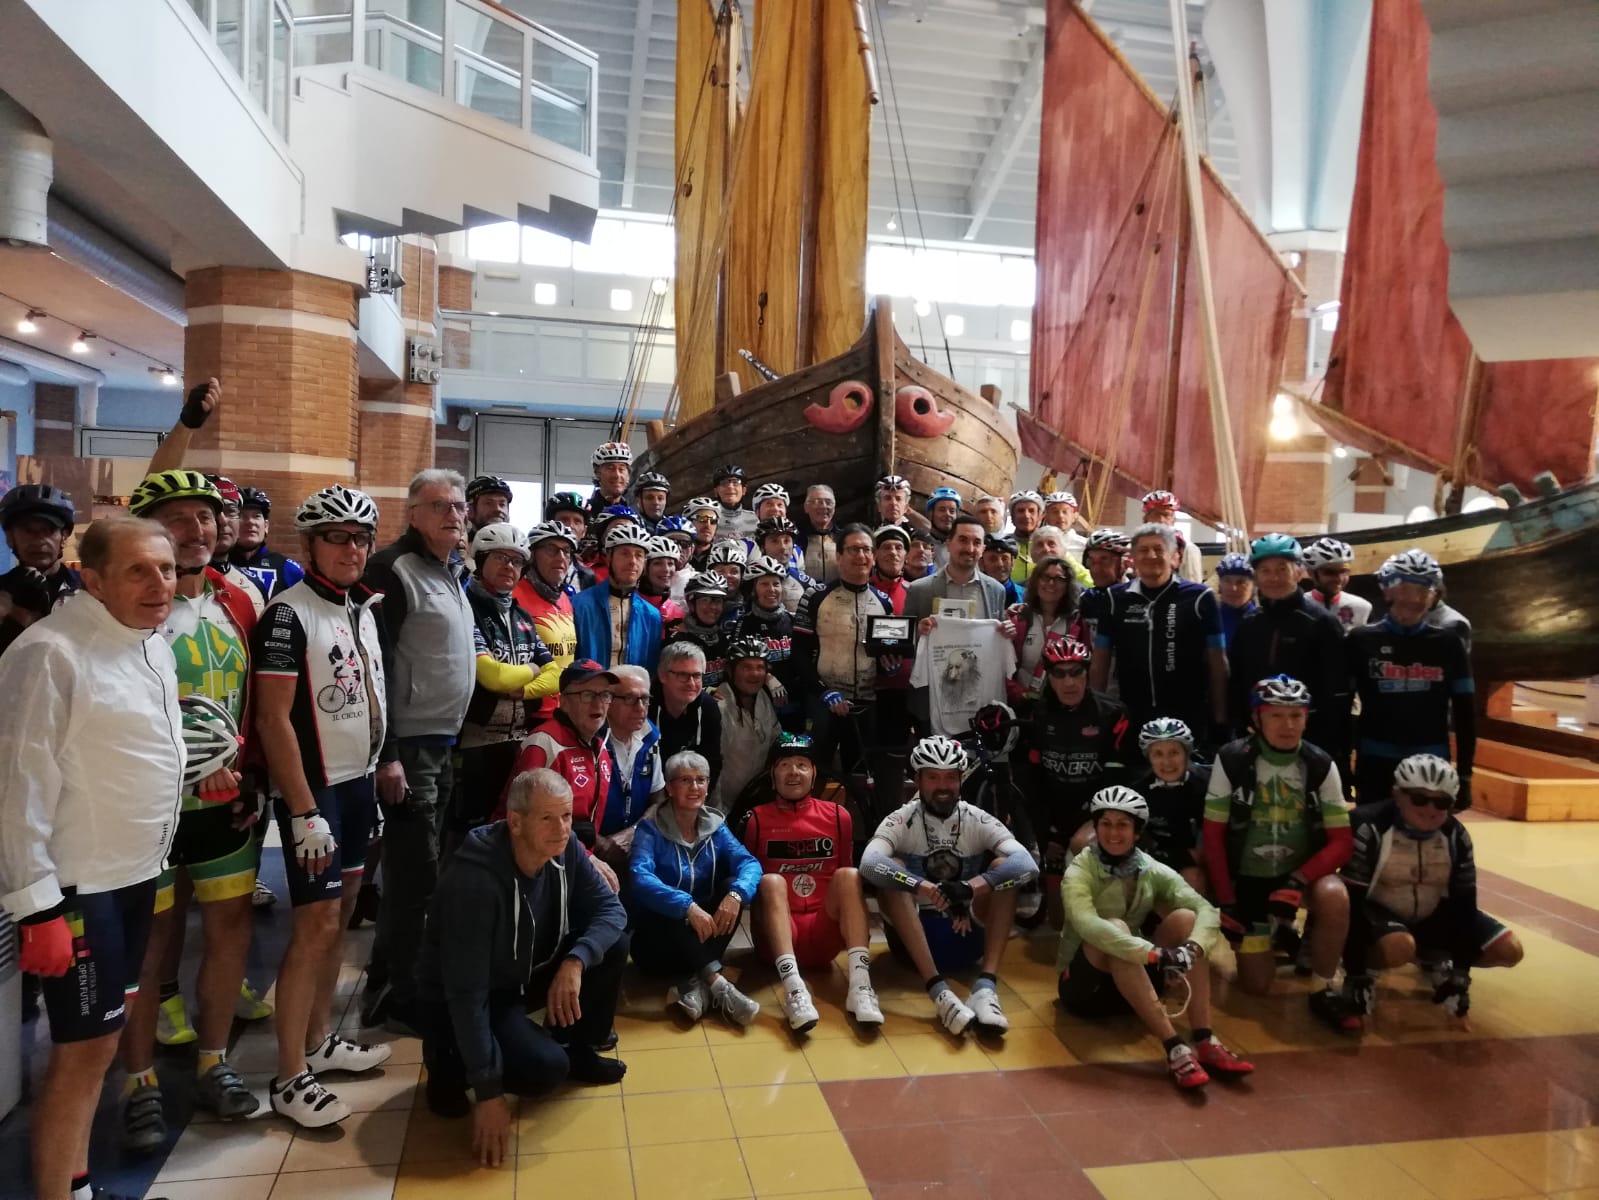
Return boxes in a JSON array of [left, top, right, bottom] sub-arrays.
[[820, 1077, 936, 1131], [941, 1115, 1076, 1176], [1151, 1091, 1277, 1159], [1007, 1063, 1158, 1115], [842, 1123, 969, 1185], [982, 1166, 1104, 1199], [913, 1072, 1035, 1123], [1040, 1110, 1172, 1167]]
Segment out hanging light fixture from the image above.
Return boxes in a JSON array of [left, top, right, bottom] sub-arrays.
[[16, 309, 41, 334], [70, 331, 93, 354]]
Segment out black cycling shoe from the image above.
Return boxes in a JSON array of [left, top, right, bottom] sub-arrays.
[[1308, 986, 1362, 1033]]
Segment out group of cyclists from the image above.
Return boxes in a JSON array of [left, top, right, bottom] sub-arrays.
[[0, 380, 1519, 1195]]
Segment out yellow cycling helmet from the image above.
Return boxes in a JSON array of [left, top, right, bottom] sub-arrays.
[[129, 469, 224, 518]]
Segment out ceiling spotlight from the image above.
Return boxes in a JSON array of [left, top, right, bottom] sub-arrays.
[[650, 277, 669, 297], [913, 299, 932, 318], [886, 217, 898, 232], [162, 368, 178, 386], [71, 332, 94, 355], [1333, 445, 1348, 459], [17, 310, 42, 335]]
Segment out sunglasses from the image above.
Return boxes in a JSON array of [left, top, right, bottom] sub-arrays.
[[1406, 794, 1453, 811], [1048, 665, 1088, 679]]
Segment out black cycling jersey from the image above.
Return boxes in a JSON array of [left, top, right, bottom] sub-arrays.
[[1226, 590, 1349, 747], [1023, 689, 1131, 840], [740, 604, 798, 699], [1077, 586, 1109, 647], [670, 618, 727, 689], [1347, 616, 1475, 768], [1133, 766, 1209, 872], [230, 544, 304, 599], [1093, 576, 1223, 733]]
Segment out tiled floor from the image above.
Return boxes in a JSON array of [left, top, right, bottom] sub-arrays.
[[10, 812, 1599, 1198]]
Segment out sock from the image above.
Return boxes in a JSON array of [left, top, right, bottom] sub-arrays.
[[123, 1068, 158, 1097], [924, 974, 951, 1000], [1191, 1026, 1212, 1044], [971, 972, 998, 994], [197, 1048, 226, 1076], [158, 979, 181, 1003], [71, 1173, 91, 1200], [1313, 973, 1336, 992], [847, 946, 872, 990], [1162, 1034, 1186, 1055], [775, 953, 806, 997], [305, 1032, 331, 1056]]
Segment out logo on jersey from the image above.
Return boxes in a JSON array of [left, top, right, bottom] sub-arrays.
[[317, 630, 367, 715], [1369, 660, 1445, 693], [791, 873, 816, 898], [769, 836, 835, 859]]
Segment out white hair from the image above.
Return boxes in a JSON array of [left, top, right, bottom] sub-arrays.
[[805, 484, 835, 501], [407, 468, 465, 502], [505, 767, 573, 816], [1030, 524, 1066, 555], [612, 664, 651, 694], [1130, 522, 1177, 552], [664, 750, 711, 781]]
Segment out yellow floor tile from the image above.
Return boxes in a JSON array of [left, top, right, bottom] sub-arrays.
[[615, 1012, 707, 1050], [631, 1137, 752, 1200], [269, 1164, 398, 1200], [392, 1157, 516, 1199], [1087, 1160, 1221, 1200], [155, 1121, 294, 1182], [710, 1040, 817, 1087], [801, 1032, 907, 1081], [398, 1104, 477, 1164], [328, 1062, 425, 1113], [516, 1094, 627, 1155], [722, 1082, 838, 1139], [884, 1030, 994, 1075], [979, 1025, 1078, 1070], [703, 1008, 811, 1044], [1378, 1138, 1532, 1200], [1282, 1146, 1436, 1200], [620, 1044, 723, 1094], [280, 1109, 411, 1172], [1186, 1151, 1332, 1200], [518, 1147, 635, 1197], [1054, 1021, 1166, 1065], [1469, 1132, 1599, 1192], [625, 1089, 735, 1146], [740, 1130, 866, 1196]]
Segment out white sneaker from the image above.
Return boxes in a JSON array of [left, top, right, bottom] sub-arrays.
[[711, 977, 762, 1027], [781, 987, 820, 1033], [844, 983, 884, 1026], [933, 988, 975, 1036], [967, 986, 1009, 1034], [271, 1070, 350, 1129], [307, 1033, 393, 1075], [677, 976, 710, 1022]]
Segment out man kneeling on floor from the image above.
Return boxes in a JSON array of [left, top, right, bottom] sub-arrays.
[[417, 767, 628, 1166]]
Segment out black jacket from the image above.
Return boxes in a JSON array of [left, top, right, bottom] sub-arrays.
[[416, 823, 625, 1100], [650, 691, 723, 795], [1227, 590, 1349, 748]]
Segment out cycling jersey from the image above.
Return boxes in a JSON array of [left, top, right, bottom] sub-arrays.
[[215, 560, 267, 616], [862, 798, 1037, 902], [251, 572, 387, 788], [740, 604, 798, 697], [1133, 766, 1210, 872], [501, 711, 613, 844], [230, 544, 304, 599], [1219, 600, 1256, 647], [1309, 588, 1372, 634], [1225, 590, 1348, 745], [1347, 616, 1475, 767], [740, 795, 853, 915], [464, 582, 555, 746], [793, 579, 894, 703], [716, 502, 758, 539], [511, 576, 578, 723], [166, 570, 258, 811], [1024, 690, 1131, 839], [670, 619, 726, 689], [797, 520, 840, 584], [1094, 576, 1224, 732]]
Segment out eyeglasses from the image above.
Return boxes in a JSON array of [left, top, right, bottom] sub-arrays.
[[419, 500, 469, 516], [671, 775, 710, 787], [842, 544, 874, 555], [318, 530, 375, 548], [665, 669, 704, 682], [1407, 794, 1453, 811], [1038, 573, 1069, 585], [483, 550, 523, 567], [568, 690, 613, 704], [613, 693, 650, 706], [1048, 666, 1088, 679]]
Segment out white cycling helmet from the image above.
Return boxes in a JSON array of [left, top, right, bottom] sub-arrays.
[[743, 554, 787, 581], [1009, 489, 1043, 510], [684, 496, 719, 517], [1090, 785, 1149, 825], [526, 520, 578, 551], [1251, 674, 1313, 709], [752, 483, 789, 507], [603, 524, 653, 552], [1302, 536, 1354, 569], [707, 540, 748, 566], [645, 535, 680, 562], [471, 522, 529, 563], [1379, 547, 1444, 589], [295, 485, 379, 531], [1044, 490, 1079, 508], [684, 571, 729, 599], [179, 694, 241, 790], [592, 441, 634, 467], [909, 734, 967, 772], [1392, 753, 1459, 799], [1138, 717, 1195, 755]]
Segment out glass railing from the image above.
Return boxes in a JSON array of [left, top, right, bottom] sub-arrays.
[[187, 0, 297, 137], [288, 0, 596, 156]]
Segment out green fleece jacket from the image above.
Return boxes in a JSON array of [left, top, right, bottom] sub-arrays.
[[1056, 846, 1219, 971]]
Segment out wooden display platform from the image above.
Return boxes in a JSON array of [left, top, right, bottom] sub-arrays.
[[1473, 739, 1599, 821]]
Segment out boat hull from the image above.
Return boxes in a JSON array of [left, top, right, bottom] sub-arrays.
[[637, 300, 1020, 517]]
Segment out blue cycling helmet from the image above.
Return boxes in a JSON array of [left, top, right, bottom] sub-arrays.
[[658, 515, 694, 540], [925, 486, 962, 513], [1216, 552, 1254, 578], [1378, 548, 1444, 589], [1249, 532, 1302, 564]]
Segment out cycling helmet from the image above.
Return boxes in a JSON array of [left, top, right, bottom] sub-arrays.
[[179, 694, 240, 790], [926, 485, 962, 513], [129, 470, 223, 518], [755, 516, 799, 543], [592, 441, 633, 467], [545, 491, 589, 519], [1138, 717, 1195, 755], [1044, 490, 1079, 508], [526, 520, 579, 551], [1249, 532, 1302, 564], [465, 475, 513, 502], [597, 502, 639, 524], [752, 483, 789, 507], [769, 731, 819, 765], [1392, 753, 1460, 799], [1379, 548, 1443, 589], [909, 734, 967, 773], [712, 464, 746, 483], [876, 524, 912, 548], [726, 635, 770, 664], [1251, 674, 1312, 709], [972, 702, 1019, 756], [1041, 637, 1092, 667], [603, 524, 652, 552], [206, 475, 242, 511], [658, 515, 695, 540], [1008, 489, 1042, 510], [634, 471, 670, 496], [876, 474, 911, 494], [1142, 489, 1179, 512], [0, 483, 75, 531], [1216, 552, 1255, 578], [743, 554, 787, 581], [707, 540, 747, 566], [685, 571, 729, 599], [237, 486, 272, 516], [1302, 536, 1354, 570], [684, 496, 719, 517], [645, 535, 680, 562], [296, 485, 380, 531], [1084, 528, 1129, 555], [470, 522, 529, 562], [1089, 785, 1149, 825]]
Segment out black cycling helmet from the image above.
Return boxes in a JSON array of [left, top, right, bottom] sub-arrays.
[[0, 484, 75, 532], [713, 464, 746, 484], [466, 475, 513, 502], [237, 486, 272, 516], [634, 471, 670, 496], [545, 491, 589, 519]]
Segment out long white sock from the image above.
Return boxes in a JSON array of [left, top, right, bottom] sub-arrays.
[[847, 946, 872, 992], [775, 953, 806, 997]]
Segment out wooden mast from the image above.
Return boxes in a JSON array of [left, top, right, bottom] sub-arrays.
[[795, 0, 825, 368]]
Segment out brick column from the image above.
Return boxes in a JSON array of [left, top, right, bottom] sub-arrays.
[[358, 238, 439, 544], [438, 261, 473, 372], [434, 411, 470, 478], [183, 268, 359, 557], [1256, 431, 1333, 535], [32, 384, 75, 455], [1352, 456, 1390, 514]]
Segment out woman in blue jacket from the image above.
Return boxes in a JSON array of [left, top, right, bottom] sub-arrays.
[[629, 750, 764, 1026]]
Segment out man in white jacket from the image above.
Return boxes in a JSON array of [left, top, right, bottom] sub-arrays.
[[0, 516, 184, 1200]]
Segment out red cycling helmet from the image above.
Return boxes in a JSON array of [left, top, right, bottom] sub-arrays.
[[1041, 637, 1092, 666]]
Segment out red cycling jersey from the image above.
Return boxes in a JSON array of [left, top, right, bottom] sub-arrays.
[[739, 796, 852, 915]]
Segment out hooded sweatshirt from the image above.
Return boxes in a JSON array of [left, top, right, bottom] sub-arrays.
[[628, 802, 763, 918], [415, 823, 626, 1100]]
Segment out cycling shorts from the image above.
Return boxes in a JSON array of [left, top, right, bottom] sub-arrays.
[[1057, 945, 1164, 1020], [275, 775, 378, 908], [1231, 874, 1300, 957], [1368, 904, 1509, 960], [156, 804, 259, 910], [41, 879, 158, 1043], [757, 908, 846, 970]]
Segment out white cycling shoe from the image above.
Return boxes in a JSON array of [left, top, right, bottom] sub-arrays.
[[967, 986, 1009, 1034], [845, 984, 884, 1026], [781, 987, 820, 1033], [934, 988, 975, 1036]]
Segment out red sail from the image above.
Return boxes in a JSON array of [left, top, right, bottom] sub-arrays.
[[1029, 0, 1295, 529], [1316, 0, 1598, 492]]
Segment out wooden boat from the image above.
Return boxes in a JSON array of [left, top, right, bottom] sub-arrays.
[[634, 296, 1019, 515]]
